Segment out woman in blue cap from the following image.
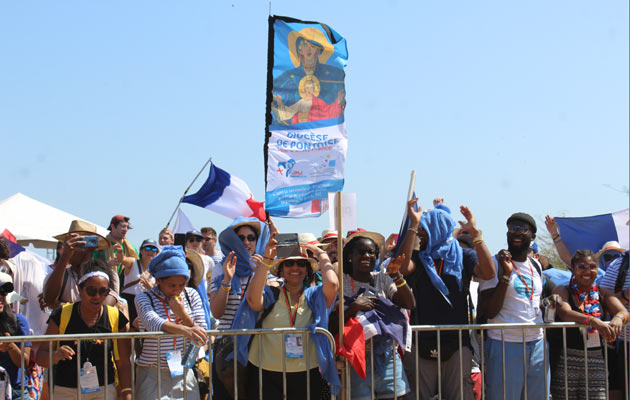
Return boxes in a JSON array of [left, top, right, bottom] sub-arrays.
[[135, 245, 208, 400]]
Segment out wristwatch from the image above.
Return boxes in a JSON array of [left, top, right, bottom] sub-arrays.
[[500, 275, 510, 285]]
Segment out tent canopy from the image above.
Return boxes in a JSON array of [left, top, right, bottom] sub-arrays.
[[0, 193, 108, 249]]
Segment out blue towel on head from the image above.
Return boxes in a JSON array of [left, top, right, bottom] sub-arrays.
[[417, 208, 463, 307], [212, 216, 270, 296]]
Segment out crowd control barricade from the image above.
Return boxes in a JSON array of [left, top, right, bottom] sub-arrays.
[[398, 321, 629, 400], [3, 327, 336, 400]]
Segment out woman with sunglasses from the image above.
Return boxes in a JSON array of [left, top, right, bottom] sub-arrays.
[[548, 249, 628, 399], [120, 239, 158, 324], [134, 245, 208, 399], [0, 272, 32, 399], [237, 240, 339, 399], [37, 259, 132, 400]]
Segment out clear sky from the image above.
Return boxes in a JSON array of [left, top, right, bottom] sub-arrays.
[[1, 1, 628, 256]]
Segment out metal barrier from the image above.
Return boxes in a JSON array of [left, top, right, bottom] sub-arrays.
[[1, 322, 628, 399], [0, 327, 335, 400]]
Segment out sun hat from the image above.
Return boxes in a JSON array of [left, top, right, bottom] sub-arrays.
[[298, 232, 322, 246], [344, 231, 385, 251], [54, 220, 109, 250], [185, 249, 205, 288], [0, 272, 25, 304], [231, 220, 261, 237], [506, 212, 537, 234], [319, 229, 339, 242], [596, 241, 626, 258], [270, 254, 318, 277], [148, 245, 190, 280]]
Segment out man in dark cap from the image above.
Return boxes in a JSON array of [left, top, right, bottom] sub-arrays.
[[477, 212, 547, 400]]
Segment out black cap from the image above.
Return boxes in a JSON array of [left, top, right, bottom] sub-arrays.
[[140, 239, 158, 249], [506, 213, 537, 234], [185, 230, 203, 239]]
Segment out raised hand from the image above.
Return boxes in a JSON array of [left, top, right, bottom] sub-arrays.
[[407, 198, 423, 227], [222, 252, 237, 282], [545, 215, 559, 237], [497, 249, 513, 277], [458, 206, 481, 238], [387, 253, 405, 276]]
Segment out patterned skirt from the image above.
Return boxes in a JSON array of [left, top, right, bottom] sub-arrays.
[[550, 347, 606, 400]]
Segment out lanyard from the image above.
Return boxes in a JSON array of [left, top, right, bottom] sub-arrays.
[[434, 259, 444, 277], [283, 287, 302, 327], [510, 259, 535, 301], [154, 291, 179, 347]]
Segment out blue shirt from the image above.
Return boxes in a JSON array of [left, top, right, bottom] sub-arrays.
[[0, 313, 31, 388]]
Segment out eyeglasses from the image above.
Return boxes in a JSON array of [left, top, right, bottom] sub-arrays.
[[0, 283, 14, 297], [84, 286, 109, 297], [282, 259, 309, 268], [204, 237, 216, 242], [575, 263, 598, 271], [507, 224, 530, 234], [188, 237, 203, 243], [238, 235, 257, 243], [143, 246, 158, 253]]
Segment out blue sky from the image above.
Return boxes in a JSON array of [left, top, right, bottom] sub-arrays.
[[1, 1, 628, 255]]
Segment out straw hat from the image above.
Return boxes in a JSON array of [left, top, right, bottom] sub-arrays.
[[270, 254, 318, 277], [185, 249, 205, 288], [319, 229, 339, 242], [298, 232, 322, 246], [54, 220, 109, 250], [596, 241, 626, 258], [344, 231, 385, 251], [231, 220, 261, 237]]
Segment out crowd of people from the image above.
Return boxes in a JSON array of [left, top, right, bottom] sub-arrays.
[[0, 199, 628, 400]]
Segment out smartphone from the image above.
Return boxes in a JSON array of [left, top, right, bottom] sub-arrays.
[[76, 235, 99, 249], [275, 233, 301, 258]]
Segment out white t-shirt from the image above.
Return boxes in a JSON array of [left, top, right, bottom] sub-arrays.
[[342, 271, 397, 302], [121, 260, 154, 296], [478, 256, 543, 342]]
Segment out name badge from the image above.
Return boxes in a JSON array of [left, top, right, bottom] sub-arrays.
[[284, 334, 304, 359], [79, 361, 100, 394], [0, 375, 7, 398], [166, 351, 184, 377]]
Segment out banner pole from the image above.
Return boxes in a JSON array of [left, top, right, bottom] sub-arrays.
[[335, 192, 346, 399], [406, 170, 416, 202], [165, 157, 212, 229]]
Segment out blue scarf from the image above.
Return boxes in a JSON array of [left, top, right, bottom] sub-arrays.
[[212, 216, 270, 295], [229, 285, 341, 396], [417, 208, 463, 307]]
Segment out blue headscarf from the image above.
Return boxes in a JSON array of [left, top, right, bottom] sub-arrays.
[[148, 245, 190, 280], [417, 208, 463, 307], [211, 216, 270, 295]]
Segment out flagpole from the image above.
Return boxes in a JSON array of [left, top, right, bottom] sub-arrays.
[[335, 192, 346, 400], [165, 157, 213, 229]]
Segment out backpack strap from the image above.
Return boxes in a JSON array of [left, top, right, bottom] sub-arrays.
[[614, 253, 629, 293], [105, 305, 120, 360], [58, 303, 74, 334], [528, 256, 543, 277]]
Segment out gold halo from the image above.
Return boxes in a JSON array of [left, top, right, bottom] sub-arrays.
[[298, 75, 321, 99], [288, 28, 334, 68]]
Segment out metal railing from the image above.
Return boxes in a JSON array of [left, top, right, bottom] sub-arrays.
[[1, 322, 628, 399]]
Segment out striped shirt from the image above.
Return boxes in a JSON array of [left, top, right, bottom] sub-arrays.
[[209, 264, 251, 330], [135, 286, 207, 368], [599, 256, 629, 339]]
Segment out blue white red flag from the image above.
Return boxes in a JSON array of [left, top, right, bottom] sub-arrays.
[[555, 209, 629, 254], [264, 16, 348, 217], [0, 229, 25, 258], [182, 163, 266, 221]]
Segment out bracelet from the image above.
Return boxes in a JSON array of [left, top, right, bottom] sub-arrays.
[[553, 235, 562, 243], [396, 280, 407, 288], [472, 237, 484, 245], [500, 275, 510, 285], [613, 313, 627, 323], [583, 316, 592, 325], [220, 282, 231, 288], [408, 227, 418, 234], [121, 388, 133, 393], [262, 262, 273, 270], [221, 285, 231, 292]]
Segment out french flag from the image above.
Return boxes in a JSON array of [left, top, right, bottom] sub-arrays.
[[555, 209, 629, 254], [182, 163, 266, 221], [0, 229, 25, 258]]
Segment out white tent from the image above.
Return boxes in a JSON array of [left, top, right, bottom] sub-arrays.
[[0, 192, 108, 248]]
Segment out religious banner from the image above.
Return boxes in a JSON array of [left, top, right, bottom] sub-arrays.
[[264, 15, 348, 217]]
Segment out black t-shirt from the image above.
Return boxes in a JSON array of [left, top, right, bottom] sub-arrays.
[[408, 247, 477, 347], [49, 302, 128, 388]]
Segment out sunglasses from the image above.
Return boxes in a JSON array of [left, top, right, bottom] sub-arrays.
[[0, 283, 14, 297], [84, 286, 109, 297], [188, 237, 203, 243], [282, 259, 309, 268], [143, 246, 158, 253], [238, 234, 257, 243], [575, 263, 598, 271], [204, 237, 216, 242], [507, 224, 530, 234]]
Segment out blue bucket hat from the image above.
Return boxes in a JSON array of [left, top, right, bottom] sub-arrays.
[[148, 245, 190, 280]]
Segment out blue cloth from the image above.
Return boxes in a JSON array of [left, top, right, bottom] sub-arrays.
[[212, 217, 270, 296], [543, 267, 605, 287], [194, 281, 215, 360], [417, 208, 463, 306], [0, 314, 31, 388], [555, 211, 627, 255], [148, 245, 190, 280], [230, 285, 341, 395], [484, 338, 549, 400]]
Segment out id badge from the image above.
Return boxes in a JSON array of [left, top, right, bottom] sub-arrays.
[[166, 351, 184, 377], [284, 334, 304, 359], [79, 362, 100, 394], [586, 330, 601, 348], [0, 376, 6, 398], [527, 306, 539, 319]]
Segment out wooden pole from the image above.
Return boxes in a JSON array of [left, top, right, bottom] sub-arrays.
[[335, 192, 346, 399]]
